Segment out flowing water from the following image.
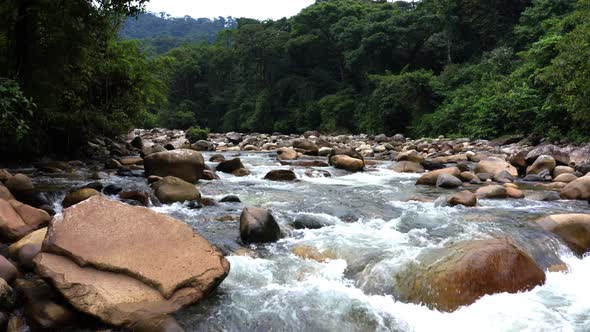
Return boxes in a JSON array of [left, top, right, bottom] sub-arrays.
[[27, 152, 590, 332]]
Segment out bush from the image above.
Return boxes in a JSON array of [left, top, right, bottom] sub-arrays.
[[0, 78, 35, 146], [186, 126, 210, 143]]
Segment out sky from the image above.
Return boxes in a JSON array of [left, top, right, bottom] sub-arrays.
[[145, 0, 316, 20]]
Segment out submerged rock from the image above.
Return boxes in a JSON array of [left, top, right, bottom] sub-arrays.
[[264, 169, 297, 181], [395, 238, 545, 312], [34, 196, 229, 328], [216, 158, 245, 174]]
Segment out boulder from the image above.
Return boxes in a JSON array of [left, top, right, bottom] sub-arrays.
[[240, 207, 281, 243], [201, 170, 220, 181], [395, 238, 545, 312], [0, 278, 14, 311], [527, 155, 556, 175], [290, 214, 336, 230], [9, 227, 46, 259], [303, 130, 320, 138], [526, 144, 569, 165], [231, 168, 251, 177], [493, 170, 514, 184], [276, 148, 298, 161], [0, 169, 12, 182], [103, 184, 123, 195], [144, 149, 205, 183], [396, 150, 424, 163], [292, 139, 318, 155], [151, 177, 200, 204], [130, 136, 144, 149], [264, 170, 297, 182], [475, 185, 508, 199], [505, 187, 525, 199], [330, 155, 364, 172], [292, 245, 335, 262], [226, 132, 242, 144], [119, 191, 150, 207], [474, 157, 518, 177], [9, 199, 51, 228], [448, 191, 477, 207], [415, 167, 461, 186], [560, 176, 590, 200], [553, 166, 575, 177], [0, 256, 17, 284], [130, 315, 185, 332], [0, 184, 14, 201], [0, 199, 39, 242], [392, 161, 424, 173], [459, 172, 480, 183], [5, 174, 33, 193], [209, 154, 225, 163], [34, 196, 229, 327], [536, 214, 590, 255], [436, 174, 462, 189], [216, 158, 245, 174], [220, 195, 241, 203], [569, 146, 590, 166], [190, 140, 214, 152], [62, 188, 100, 208], [554, 173, 578, 183]]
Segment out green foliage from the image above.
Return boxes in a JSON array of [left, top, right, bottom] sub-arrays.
[[0, 78, 35, 144], [186, 126, 210, 142]]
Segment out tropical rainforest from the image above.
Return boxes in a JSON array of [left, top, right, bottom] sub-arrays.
[[1, 0, 589, 156]]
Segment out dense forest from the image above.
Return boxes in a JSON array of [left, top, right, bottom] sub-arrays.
[[120, 13, 237, 55], [1, 0, 589, 157]]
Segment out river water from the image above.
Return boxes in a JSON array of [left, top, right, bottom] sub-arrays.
[[28, 152, 590, 332]]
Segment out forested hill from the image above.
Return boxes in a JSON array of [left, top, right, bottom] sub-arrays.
[[120, 13, 237, 55]]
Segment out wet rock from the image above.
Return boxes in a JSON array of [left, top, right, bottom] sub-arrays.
[[474, 157, 518, 177], [231, 168, 251, 177], [220, 195, 241, 203], [527, 155, 556, 175], [523, 173, 546, 182], [292, 245, 335, 262], [144, 149, 205, 183], [505, 187, 525, 199], [264, 170, 297, 181], [0, 256, 17, 284], [459, 172, 480, 183], [421, 160, 446, 171], [5, 174, 33, 193], [395, 238, 545, 312], [130, 315, 185, 332], [330, 155, 364, 172], [392, 161, 424, 173], [9, 227, 46, 259], [527, 191, 561, 201], [396, 150, 424, 163], [190, 140, 214, 152], [0, 199, 44, 242], [304, 169, 331, 178], [553, 165, 575, 177], [105, 158, 122, 169], [436, 174, 462, 188], [79, 181, 103, 192], [475, 185, 507, 199], [130, 136, 144, 149], [6, 311, 26, 332], [277, 148, 298, 161], [536, 214, 590, 255], [0, 278, 14, 311], [202, 169, 220, 180], [119, 156, 143, 166], [493, 170, 514, 184], [240, 207, 281, 243], [415, 167, 461, 186], [292, 139, 318, 155], [560, 176, 590, 200], [151, 176, 200, 204], [62, 188, 100, 208], [526, 144, 569, 165], [34, 196, 230, 327], [200, 197, 218, 207], [448, 191, 477, 207], [17, 243, 41, 271], [291, 214, 335, 229], [0, 169, 12, 182], [90, 171, 109, 180], [0, 184, 14, 201], [553, 173, 578, 183], [216, 158, 245, 173], [103, 184, 123, 195], [226, 132, 242, 144], [119, 191, 150, 207]]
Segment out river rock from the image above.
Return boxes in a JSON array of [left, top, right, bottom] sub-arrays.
[[436, 174, 462, 188], [560, 176, 590, 200], [209, 154, 225, 162], [392, 161, 424, 173], [527, 155, 556, 175], [396, 150, 424, 163], [475, 185, 507, 199], [0, 184, 14, 201], [553, 173, 578, 183], [290, 214, 335, 230], [0, 278, 14, 311], [395, 238, 545, 312], [474, 157, 518, 177], [493, 170, 514, 183], [144, 149, 205, 183], [216, 158, 245, 173], [5, 174, 33, 193], [264, 170, 297, 181], [226, 132, 242, 144], [536, 214, 590, 255], [277, 148, 298, 161], [231, 168, 251, 177], [292, 245, 335, 262], [240, 207, 281, 243], [526, 144, 569, 165], [0, 256, 17, 284], [190, 140, 214, 152], [130, 315, 185, 332], [448, 190, 477, 207], [0, 169, 12, 182], [459, 172, 480, 183], [505, 187, 525, 199], [553, 166, 575, 177], [9, 227, 46, 259], [62, 188, 100, 208], [151, 176, 200, 204], [292, 139, 318, 155], [34, 196, 230, 327], [0, 199, 44, 242], [415, 167, 461, 186], [330, 155, 364, 172]]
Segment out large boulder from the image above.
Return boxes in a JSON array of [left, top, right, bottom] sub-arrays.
[[276, 148, 298, 161], [396, 150, 424, 163], [569, 146, 590, 167], [553, 173, 578, 183], [240, 207, 281, 243], [395, 238, 545, 312], [264, 170, 297, 182], [527, 155, 556, 175], [415, 167, 461, 186], [151, 176, 200, 204], [560, 176, 590, 200], [144, 149, 205, 183], [62, 188, 100, 208], [292, 139, 318, 155], [474, 157, 518, 177], [0, 256, 17, 284], [330, 155, 364, 172], [436, 174, 462, 188], [0, 199, 48, 242], [34, 196, 229, 328], [536, 214, 590, 255], [448, 190, 477, 207], [526, 144, 569, 165], [475, 185, 508, 199], [392, 161, 424, 173], [216, 158, 245, 174], [5, 174, 34, 194]]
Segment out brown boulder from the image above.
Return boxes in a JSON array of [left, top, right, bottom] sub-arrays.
[[392, 161, 424, 173], [505, 187, 525, 199], [9, 227, 47, 258], [553, 165, 575, 177], [264, 170, 297, 181], [292, 245, 335, 262], [292, 139, 318, 155], [277, 148, 298, 161], [0, 184, 14, 201], [5, 174, 33, 193], [415, 167, 461, 186], [527, 155, 556, 175], [448, 190, 477, 207], [144, 149, 205, 183], [151, 176, 200, 204], [526, 144, 569, 165], [0, 199, 33, 242], [231, 168, 251, 177], [62, 188, 100, 208], [330, 155, 364, 172], [553, 173, 578, 183], [240, 207, 281, 243], [0, 256, 17, 284], [9, 200, 51, 228], [34, 196, 229, 327], [476, 185, 508, 199], [216, 158, 245, 173], [395, 238, 545, 312], [474, 157, 518, 177], [396, 150, 424, 163], [536, 214, 590, 255], [560, 176, 590, 200]]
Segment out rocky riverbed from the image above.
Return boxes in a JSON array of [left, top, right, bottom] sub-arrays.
[[1, 129, 590, 331]]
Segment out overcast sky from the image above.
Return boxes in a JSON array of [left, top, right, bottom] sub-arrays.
[[145, 0, 316, 20]]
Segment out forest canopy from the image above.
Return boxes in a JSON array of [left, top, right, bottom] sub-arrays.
[[1, 0, 589, 157]]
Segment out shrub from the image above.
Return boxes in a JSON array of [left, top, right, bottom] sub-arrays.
[[186, 126, 210, 143]]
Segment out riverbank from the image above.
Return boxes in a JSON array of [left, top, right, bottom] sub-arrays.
[[1, 129, 590, 331]]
